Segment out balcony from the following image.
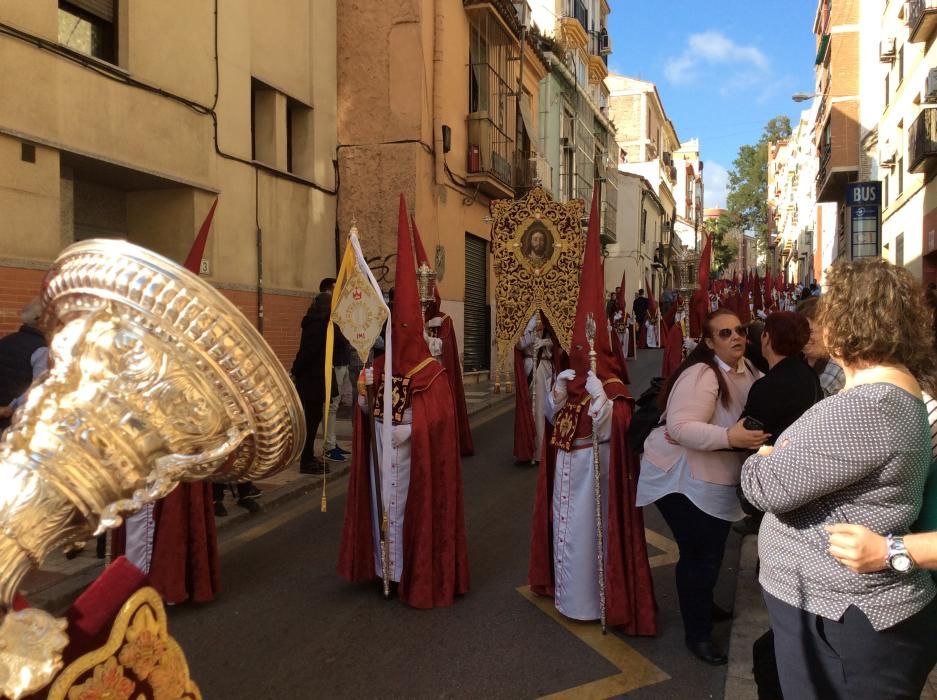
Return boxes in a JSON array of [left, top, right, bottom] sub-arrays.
[[588, 55, 608, 84], [559, 0, 589, 49], [514, 155, 553, 192], [909, 0, 937, 43], [910, 108, 937, 174], [467, 112, 516, 199]]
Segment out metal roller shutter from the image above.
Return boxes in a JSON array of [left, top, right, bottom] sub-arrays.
[[67, 0, 115, 22], [463, 234, 490, 372]]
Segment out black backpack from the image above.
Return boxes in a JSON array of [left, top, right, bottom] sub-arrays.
[[629, 377, 666, 453]]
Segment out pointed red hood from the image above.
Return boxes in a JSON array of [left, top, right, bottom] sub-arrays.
[[567, 186, 626, 399], [645, 274, 658, 314], [392, 195, 432, 376], [410, 217, 442, 315], [183, 199, 218, 274], [661, 322, 684, 379], [697, 233, 712, 293]]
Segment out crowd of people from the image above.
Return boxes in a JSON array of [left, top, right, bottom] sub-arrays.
[[5, 224, 937, 698]]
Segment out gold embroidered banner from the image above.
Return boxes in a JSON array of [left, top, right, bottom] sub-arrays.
[[491, 186, 584, 361]]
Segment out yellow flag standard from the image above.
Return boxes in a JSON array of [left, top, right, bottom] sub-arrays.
[[321, 228, 390, 511]]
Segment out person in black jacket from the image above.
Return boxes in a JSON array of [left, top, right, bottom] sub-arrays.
[[291, 279, 338, 475], [741, 311, 822, 442]]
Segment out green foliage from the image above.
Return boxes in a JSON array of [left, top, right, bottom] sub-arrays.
[[726, 116, 792, 251], [703, 212, 742, 274]]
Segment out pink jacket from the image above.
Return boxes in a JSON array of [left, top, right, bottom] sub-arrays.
[[643, 360, 761, 486]]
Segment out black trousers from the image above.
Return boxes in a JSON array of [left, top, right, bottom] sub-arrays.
[[296, 380, 324, 466], [764, 590, 937, 700], [655, 492, 732, 643], [212, 482, 255, 502]]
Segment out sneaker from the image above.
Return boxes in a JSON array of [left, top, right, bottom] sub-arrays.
[[242, 483, 263, 499], [336, 445, 351, 455], [300, 461, 330, 475], [214, 501, 228, 517], [325, 448, 347, 462], [237, 498, 262, 514]]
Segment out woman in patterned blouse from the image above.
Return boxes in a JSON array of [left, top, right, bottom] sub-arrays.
[[741, 259, 937, 699]]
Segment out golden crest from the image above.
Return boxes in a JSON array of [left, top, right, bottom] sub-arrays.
[[48, 587, 201, 700], [491, 187, 584, 364], [333, 265, 389, 365]]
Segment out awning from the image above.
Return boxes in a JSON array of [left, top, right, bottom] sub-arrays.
[[815, 34, 830, 66], [518, 97, 535, 140]]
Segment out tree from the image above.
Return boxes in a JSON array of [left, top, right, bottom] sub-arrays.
[[726, 116, 792, 251], [703, 212, 741, 274]]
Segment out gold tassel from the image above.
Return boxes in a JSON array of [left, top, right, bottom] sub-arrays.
[[320, 478, 328, 512]]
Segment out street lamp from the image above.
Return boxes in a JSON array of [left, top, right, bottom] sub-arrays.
[[791, 92, 820, 102]]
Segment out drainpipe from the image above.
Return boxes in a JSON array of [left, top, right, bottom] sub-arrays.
[[255, 169, 264, 334]]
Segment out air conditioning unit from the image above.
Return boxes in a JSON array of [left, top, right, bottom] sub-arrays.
[[560, 135, 571, 147], [926, 67, 937, 104], [880, 37, 896, 62], [598, 30, 612, 56]]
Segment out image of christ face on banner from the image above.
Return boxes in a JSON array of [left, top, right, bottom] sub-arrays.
[[520, 221, 554, 269]]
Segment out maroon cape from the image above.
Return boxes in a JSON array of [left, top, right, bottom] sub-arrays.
[[436, 313, 474, 456], [528, 398, 658, 636], [111, 482, 220, 604], [337, 358, 470, 608]]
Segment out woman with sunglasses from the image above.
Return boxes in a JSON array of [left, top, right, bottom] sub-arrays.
[[637, 309, 769, 665]]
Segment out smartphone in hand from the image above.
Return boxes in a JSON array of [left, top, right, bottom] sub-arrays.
[[743, 416, 766, 431]]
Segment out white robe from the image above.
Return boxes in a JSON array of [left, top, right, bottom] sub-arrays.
[[364, 404, 413, 582], [544, 388, 613, 620], [124, 503, 155, 573], [645, 319, 660, 349], [518, 321, 555, 459]]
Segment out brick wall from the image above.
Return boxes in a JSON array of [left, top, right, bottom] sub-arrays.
[[0, 267, 47, 336], [0, 264, 312, 372], [219, 288, 313, 370]]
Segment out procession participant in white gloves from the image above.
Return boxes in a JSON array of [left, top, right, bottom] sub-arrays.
[[528, 187, 657, 636], [338, 195, 469, 608]]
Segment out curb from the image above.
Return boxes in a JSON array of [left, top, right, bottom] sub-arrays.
[[725, 534, 766, 700], [27, 393, 513, 612], [29, 464, 351, 613]]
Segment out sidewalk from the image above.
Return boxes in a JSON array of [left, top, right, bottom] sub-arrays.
[[22, 380, 513, 611], [725, 534, 937, 699]]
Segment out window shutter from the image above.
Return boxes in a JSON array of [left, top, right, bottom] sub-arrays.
[[67, 0, 115, 22]]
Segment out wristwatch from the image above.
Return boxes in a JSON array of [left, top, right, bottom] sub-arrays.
[[886, 534, 915, 573]]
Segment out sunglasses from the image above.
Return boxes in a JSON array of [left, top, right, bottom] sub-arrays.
[[715, 326, 749, 339]]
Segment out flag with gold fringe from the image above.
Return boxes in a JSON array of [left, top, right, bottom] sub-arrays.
[[321, 224, 393, 511]]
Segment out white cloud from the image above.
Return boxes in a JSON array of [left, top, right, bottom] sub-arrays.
[[704, 162, 729, 209], [664, 31, 770, 90]]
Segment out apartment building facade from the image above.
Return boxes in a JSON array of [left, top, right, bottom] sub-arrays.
[[338, 0, 617, 375], [604, 74, 682, 299], [0, 0, 338, 367]]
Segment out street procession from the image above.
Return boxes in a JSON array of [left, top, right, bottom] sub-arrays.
[[5, 0, 937, 698]]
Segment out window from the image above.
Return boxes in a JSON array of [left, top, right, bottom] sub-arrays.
[[641, 208, 647, 244], [899, 45, 904, 84], [58, 1, 116, 63], [896, 233, 905, 267], [883, 174, 889, 206], [898, 157, 904, 195], [885, 72, 890, 108]]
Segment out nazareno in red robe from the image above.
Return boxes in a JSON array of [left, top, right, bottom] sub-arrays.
[[337, 356, 470, 608], [435, 313, 474, 457], [527, 393, 657, 636], [110, 481, 220, 605], [513, 346, 537, 463]]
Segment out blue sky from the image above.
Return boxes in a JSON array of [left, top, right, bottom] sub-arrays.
[[607, 1, 818, 208]]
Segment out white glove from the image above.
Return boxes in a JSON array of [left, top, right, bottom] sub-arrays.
[[391, 424, 412, 448], [553, 369, 576, 398], [534, 337, 552, 351], [683, 338, 698, 353], [364, 367, 374, 386], [585, 370, 605, 402], [424, 331, 443, 357]]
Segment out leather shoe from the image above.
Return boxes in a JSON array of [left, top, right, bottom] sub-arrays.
[[686, 639, 727, 666]]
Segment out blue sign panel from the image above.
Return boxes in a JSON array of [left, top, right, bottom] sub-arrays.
[[847, 182, 881, 259], [846, 182, 882, 207]]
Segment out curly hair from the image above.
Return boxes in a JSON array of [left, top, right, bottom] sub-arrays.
[[817, 258, 937, 395]]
